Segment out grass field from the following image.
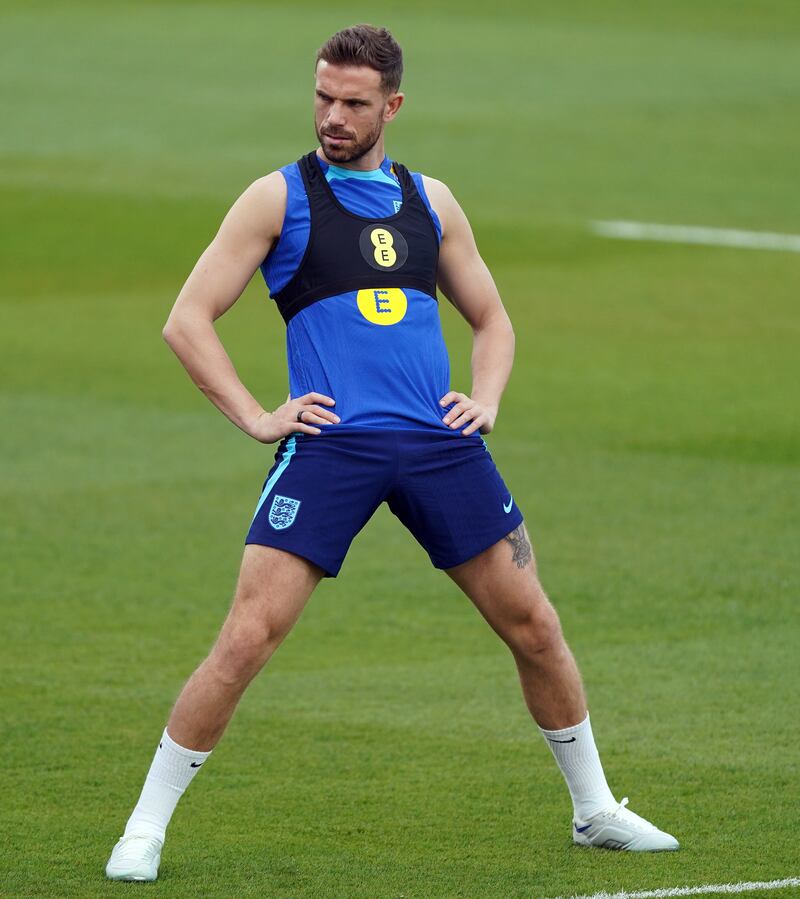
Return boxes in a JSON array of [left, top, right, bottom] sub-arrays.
[[2, 2, 799, 897]]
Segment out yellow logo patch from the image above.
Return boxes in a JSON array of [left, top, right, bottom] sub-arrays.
[[356, 288, 408, 325], [359, 223, 408, 272], [370, 228, 397, 268]]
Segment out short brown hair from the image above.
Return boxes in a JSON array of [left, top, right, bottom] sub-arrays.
[[316, 24, 403, 94]]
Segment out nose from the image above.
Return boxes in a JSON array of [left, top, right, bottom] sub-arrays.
[[325, 100, 347, 128]]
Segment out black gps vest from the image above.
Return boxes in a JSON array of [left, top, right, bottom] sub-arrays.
[[272, 151, 440, 324]]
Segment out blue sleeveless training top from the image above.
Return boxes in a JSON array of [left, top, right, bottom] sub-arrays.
[[259, 153, 452, 431]]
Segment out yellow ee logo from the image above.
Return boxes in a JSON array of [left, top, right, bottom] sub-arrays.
[[359, 223, 408, 272], [356, 288, 408, 325], [370, 228, 397, 267]]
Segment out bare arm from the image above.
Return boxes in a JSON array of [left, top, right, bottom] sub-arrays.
[[423, 176, 515, 435], [162, 172, 339, 442]]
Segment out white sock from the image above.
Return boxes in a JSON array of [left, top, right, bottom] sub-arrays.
[[123, 729, 211, 842], [539, 712, 616, 820]]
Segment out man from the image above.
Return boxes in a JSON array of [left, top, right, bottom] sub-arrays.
[[106, 23, 678, 883]]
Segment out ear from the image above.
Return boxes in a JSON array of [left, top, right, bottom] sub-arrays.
[[383, 92, 405, 122]]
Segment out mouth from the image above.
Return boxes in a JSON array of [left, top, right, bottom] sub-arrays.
[[323, 133, 352, 143]]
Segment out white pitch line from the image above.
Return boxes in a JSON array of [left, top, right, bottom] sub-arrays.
[[547, 876, 800, 899], [590, 220, 800, 253]]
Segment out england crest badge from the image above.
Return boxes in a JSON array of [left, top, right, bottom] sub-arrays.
[[268, 494, 301, 530]]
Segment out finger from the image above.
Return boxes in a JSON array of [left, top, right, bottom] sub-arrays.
[[293, 423, 322, 436], [303, 392, 336, 406], [443, 401, 471, 424], [448, 408, 478, 430], [276, 422, 321, 438], [462, 415, 486, 436], [299, 410, 336, 426], [439, 391, 465, 407], [304, 404, 340, 423], [442, 402, 464, 423]]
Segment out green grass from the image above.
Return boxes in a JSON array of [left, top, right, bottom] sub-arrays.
[[1, 2, 799, 897]]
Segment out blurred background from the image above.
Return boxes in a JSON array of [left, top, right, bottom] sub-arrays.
[[1, 2, 798, 897]]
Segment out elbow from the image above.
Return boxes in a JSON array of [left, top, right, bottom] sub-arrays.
[[499, 308, 515, 346], [505, 321, 516, 359], [162, 315, 181, 349], [505, 313, 515, 343]]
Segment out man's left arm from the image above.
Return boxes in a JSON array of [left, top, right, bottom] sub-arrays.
[[423, 176, 515, 435]]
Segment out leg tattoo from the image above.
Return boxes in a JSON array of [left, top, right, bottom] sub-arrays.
[[504, 523, 533, 569]]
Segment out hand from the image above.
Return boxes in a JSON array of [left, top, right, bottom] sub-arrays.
[[247, 392, 339, 443], [439, 391, 497, 436]]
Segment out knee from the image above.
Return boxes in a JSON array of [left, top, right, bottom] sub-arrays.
[[505, 599, 564, 662], [209, 617, 278, 688]]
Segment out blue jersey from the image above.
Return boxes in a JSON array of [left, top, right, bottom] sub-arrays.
[[260, 153, 452, 431]]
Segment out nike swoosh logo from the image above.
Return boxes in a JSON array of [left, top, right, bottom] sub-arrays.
[[547, 737, 576, 744], [190, 761, 204, 768], [574, 823, 592, 833], [503, 496, 513, 513]]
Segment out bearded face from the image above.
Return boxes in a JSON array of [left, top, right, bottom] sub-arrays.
[[313, 61, 401, 166], [315, 112, 384, 164]]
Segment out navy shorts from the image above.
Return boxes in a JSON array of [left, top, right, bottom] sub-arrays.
[[245, 427, 524, 577]]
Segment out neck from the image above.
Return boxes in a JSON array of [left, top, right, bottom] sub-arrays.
[[316, 136, 387, 172]]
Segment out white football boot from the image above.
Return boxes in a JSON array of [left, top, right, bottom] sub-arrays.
[[105, 834, 163, 881], [572, 797, 679, 851]]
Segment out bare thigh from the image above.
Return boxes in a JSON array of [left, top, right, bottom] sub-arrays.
[[445, 522, 551, 641]]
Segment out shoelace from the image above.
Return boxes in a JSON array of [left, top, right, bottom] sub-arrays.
[[114, 834, 162, 857], [602, 797, 654, 832]]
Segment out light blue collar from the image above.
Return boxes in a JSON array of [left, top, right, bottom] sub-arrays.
[[320, 156, 398, 188]]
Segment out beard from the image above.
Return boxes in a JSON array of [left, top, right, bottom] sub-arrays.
[[315, 115, 383, 164]]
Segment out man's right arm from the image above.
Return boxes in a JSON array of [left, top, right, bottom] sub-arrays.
[[162, 172, 339, 442]]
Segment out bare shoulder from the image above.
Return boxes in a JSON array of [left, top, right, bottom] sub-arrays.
[[420, 174, 453, 202], [421, 174, 457, 213], [218, 170, 288, 246], [420, 174, 470, 242], [247, 169, 287, 203]]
